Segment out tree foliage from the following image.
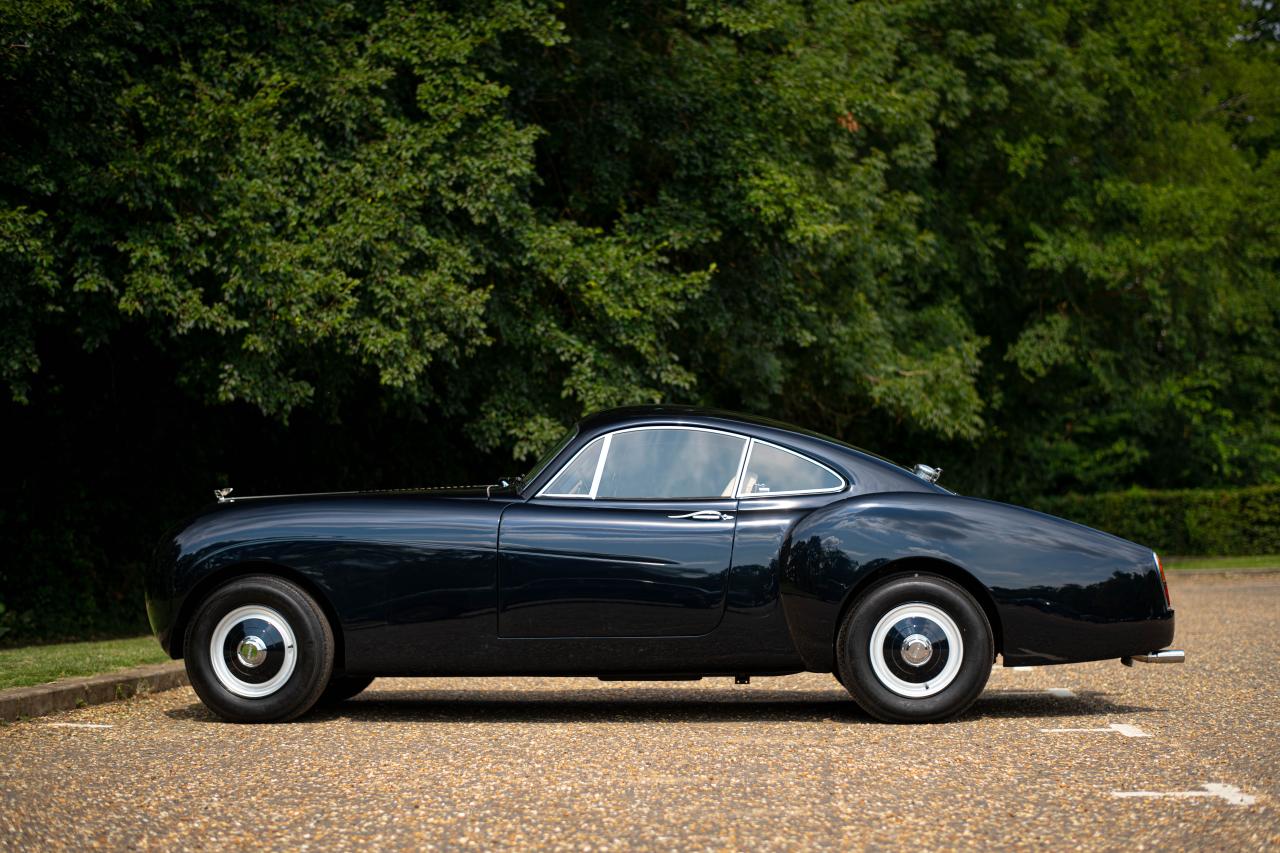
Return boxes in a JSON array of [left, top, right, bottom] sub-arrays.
[[2, 0, 1279, 638], [5, 0, 1277, 493]]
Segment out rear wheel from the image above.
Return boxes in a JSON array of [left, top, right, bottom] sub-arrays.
[[836, 574, 992, 723], [184, 575, 334, 723]]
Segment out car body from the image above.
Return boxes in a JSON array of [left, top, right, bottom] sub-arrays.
[[147, 406, 1181, 722]]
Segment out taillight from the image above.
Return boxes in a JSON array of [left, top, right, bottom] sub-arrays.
[[1153, 552, 1170, 608]]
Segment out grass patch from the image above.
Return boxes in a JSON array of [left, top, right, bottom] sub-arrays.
[[0, 636, 169, 691], [1165, 554, 1280, 572]]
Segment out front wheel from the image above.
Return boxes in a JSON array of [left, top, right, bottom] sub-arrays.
[[184, 575, 334, 723], [836, 574, 993, 723]]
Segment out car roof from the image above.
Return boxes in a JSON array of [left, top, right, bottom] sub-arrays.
[[525, 404, 942, 497]]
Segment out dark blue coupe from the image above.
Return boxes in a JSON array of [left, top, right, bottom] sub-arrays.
[[147, 406, 1182, 723]]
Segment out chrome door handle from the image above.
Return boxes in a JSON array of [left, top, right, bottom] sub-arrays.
[[668, 510, 733, 521]]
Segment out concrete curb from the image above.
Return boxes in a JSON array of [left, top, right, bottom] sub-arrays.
[[0, 661, 188, 723]]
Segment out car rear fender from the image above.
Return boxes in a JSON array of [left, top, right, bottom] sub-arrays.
[[777, 492, 1169, 669]]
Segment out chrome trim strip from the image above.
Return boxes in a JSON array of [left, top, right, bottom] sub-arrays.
[[499, 547, 674, 567], [587, 432, 611, 499], [730, 437, 753, 498], [1131, 649, 1185, 664]]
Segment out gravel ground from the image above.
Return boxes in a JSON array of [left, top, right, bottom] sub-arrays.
[[2, 573, 1276, 851]]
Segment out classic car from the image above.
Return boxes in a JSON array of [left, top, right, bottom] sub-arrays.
[[146, 405, 1182, 723]]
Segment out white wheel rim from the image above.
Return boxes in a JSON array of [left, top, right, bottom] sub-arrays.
[[209, 605, 298, 698], [868, 602, 964, 698]]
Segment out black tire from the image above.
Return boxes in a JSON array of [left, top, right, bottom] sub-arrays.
[[836, 574, 993, 723], [184, 575, 334, 723], [317, 674, 375, 705]]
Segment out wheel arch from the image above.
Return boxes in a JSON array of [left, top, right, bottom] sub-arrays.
[[831, 556, 1003, 670], [167, 561, 346, 671]]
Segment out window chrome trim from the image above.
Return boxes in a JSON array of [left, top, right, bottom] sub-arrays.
[[536, 425, 750, 500], [729, 434, 752, 497], [587, 432, 611, 499], [735, 438, 847, 499]]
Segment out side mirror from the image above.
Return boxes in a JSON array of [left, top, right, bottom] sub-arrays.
[[912, 464, 942, 484]]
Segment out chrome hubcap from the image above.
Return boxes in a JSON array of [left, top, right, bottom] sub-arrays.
[[236, 636, 268, 668], [900, 633, 933, 666], [869, 603, 964, 698], [209, 605, 297, 699]]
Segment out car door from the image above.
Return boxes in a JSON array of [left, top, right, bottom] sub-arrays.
[[497, 426, 748, 638]]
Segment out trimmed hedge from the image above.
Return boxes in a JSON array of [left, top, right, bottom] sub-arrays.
[[1031, 485, 1280, 556]]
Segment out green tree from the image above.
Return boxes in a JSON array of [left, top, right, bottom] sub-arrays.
[[10, 0, 1273, 489], [2, 0, 1279, 641]]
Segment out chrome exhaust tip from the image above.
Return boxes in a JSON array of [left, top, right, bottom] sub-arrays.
[[1121, 649, 1185, 666]]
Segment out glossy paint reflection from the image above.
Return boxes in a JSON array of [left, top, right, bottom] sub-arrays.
[[497, 499, 735, 637]]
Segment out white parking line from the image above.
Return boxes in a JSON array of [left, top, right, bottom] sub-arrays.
[[1040, 723, 1150, 738], [47, 722, 113, 729], [1011, 666, 1034, 671], [1112, 783, 1256, 806], [993, 688, 1077, 698]]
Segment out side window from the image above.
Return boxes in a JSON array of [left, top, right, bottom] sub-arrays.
[[542, 437, 605, 497], [738, 441, 843, 496], [595, 429, 747, 500]]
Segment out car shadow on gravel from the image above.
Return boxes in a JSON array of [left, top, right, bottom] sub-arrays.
[[971, 690, 1156, 719], [165, 686, 1155, 725]]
